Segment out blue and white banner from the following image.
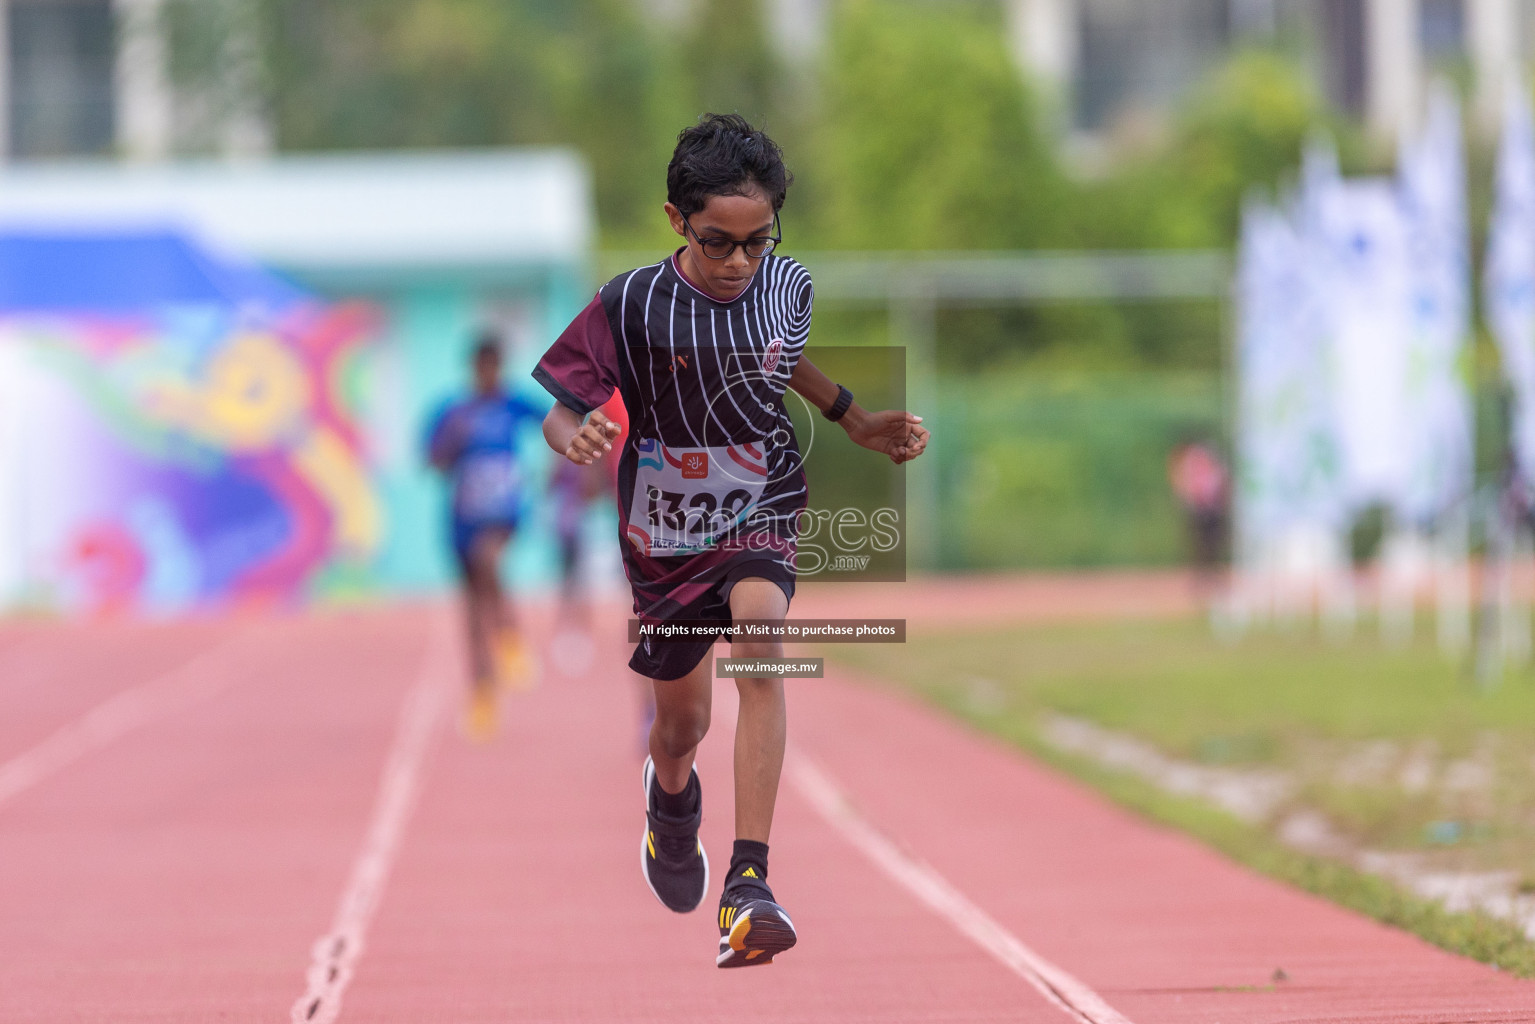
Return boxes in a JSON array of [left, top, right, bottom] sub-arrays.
[[1486, 81, 1535, 490], [1399, 83, 1474, 525], [1235, 197, 1343, 546], [1311, 175, 1414, 513]]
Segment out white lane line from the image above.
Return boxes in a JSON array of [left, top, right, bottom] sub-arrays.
[[290, 616, 455, 1024], [789, 753, 1135, 1024], [0, 637, 244, 810]]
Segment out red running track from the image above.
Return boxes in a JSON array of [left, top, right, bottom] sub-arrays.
[[0, 601, 1529, 1023]]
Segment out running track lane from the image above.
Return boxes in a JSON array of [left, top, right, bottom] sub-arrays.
[[0, 616, 232, 760], [0, 607, 446, 1022], [789, 663, 1535, 1023], [2, 603, 1532, 1021], [343, 612, 1077, 1022], [314, 607, 1535, 1022]]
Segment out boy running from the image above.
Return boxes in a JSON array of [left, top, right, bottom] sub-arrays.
[[533, 114, 928, 967], [427, 333, 544, 740]]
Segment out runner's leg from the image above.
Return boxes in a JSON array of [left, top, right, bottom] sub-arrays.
[[714, 576, 796, 967], [461, 545, 492, 689], [465, 530, 510, 688], [642, 651, 712, 913], [478, 527, 514, 633], [649, 655, 712, 796], [558, 532, 585, 625], [726, 578, 789, 842]]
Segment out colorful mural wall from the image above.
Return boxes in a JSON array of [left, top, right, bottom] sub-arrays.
[[0, 233, 384, 614]]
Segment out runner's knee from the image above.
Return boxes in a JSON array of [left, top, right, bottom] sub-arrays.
[[735, 674, 783, 703], [652, 703, 710, 756], [731, 636, 782, 662]]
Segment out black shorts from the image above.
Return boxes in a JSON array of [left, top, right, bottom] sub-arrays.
[[628, 558, 796, 681]]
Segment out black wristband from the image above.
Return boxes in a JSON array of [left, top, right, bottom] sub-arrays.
[[824, 384, 854, 422]]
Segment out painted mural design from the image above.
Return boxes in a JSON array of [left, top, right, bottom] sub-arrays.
[[0, 303, 382, 613]]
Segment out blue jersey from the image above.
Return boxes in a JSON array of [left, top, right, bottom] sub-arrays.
[[426, 392, 545, 527]]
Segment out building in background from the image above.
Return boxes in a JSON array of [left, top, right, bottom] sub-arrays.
[[0, 0, 265, 163], [1010, 0, 1535, 145], [7, 1, 1535, 165], [1, 0, 118, 161], [639, 0, 1535, 150]]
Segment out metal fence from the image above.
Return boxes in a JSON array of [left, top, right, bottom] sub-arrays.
[[599, 249, 1233, 571]]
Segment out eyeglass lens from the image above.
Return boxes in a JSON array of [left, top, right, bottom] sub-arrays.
[[700, 237, 775, 259], [683, 212, 779, 260]]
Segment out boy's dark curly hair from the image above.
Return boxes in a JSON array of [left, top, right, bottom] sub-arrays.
[[666, 113, 792, 216]]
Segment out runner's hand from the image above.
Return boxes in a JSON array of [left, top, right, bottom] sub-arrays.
[[565, 409, 622, 465], [846, 410, 929, 464]]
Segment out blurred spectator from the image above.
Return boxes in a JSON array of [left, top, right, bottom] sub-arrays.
[[1168, 437, 1229, 599]]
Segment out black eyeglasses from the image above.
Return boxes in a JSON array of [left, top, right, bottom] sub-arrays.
[[680, 211, 781, 260]]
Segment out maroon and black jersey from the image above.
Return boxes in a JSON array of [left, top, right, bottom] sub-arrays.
[[534, 250, 813, 620]]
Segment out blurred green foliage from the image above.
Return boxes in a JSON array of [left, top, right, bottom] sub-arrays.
[[1090, 49, 1340, 248], [805, 0, 1069, 250], [166, 0, 690, 240], [160, 1, 1400, 567], [935, 371, 1225, 569], [162, 0, 1354, 265]]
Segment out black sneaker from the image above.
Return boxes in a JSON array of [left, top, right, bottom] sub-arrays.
[[716, 873, 797, 968], [640, 756, 709, 913]]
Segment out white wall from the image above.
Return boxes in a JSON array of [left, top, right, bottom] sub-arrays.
[[0, 0, 9, 162], [1366, 0, 1421, 143], [112, 0, 171, 162]]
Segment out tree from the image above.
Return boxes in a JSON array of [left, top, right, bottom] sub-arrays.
[[164, 0, 688, 240], [678, 0, 778, 129], [804, 0, 1066, 250], [1077, 49, 1338, 250]]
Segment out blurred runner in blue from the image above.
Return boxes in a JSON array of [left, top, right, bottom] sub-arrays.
[[427, 332, 545, 739]]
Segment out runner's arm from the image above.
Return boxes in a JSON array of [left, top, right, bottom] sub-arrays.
[[532, 295, 623, 467], [787, 356, 929, 465], [543, 403, 621, 466], [425, 406, 465, 474]]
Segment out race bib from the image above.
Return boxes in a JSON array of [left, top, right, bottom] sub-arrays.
[[456, 453, 521, 521], [626, 438, 768, 555]]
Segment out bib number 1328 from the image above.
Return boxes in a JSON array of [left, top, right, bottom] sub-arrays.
[[646, 486, 755, 533]]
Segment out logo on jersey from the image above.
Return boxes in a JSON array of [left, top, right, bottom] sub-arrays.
[[681, 451, 709, 479], [762, 338, 784, 374], [635, 437, 664, 471]]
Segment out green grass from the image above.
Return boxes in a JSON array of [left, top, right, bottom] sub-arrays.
[[835, 618, 1535, 755], [829, 618, 1535, 976]]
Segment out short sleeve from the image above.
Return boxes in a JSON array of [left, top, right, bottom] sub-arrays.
[[532, 295, 620, 416]]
